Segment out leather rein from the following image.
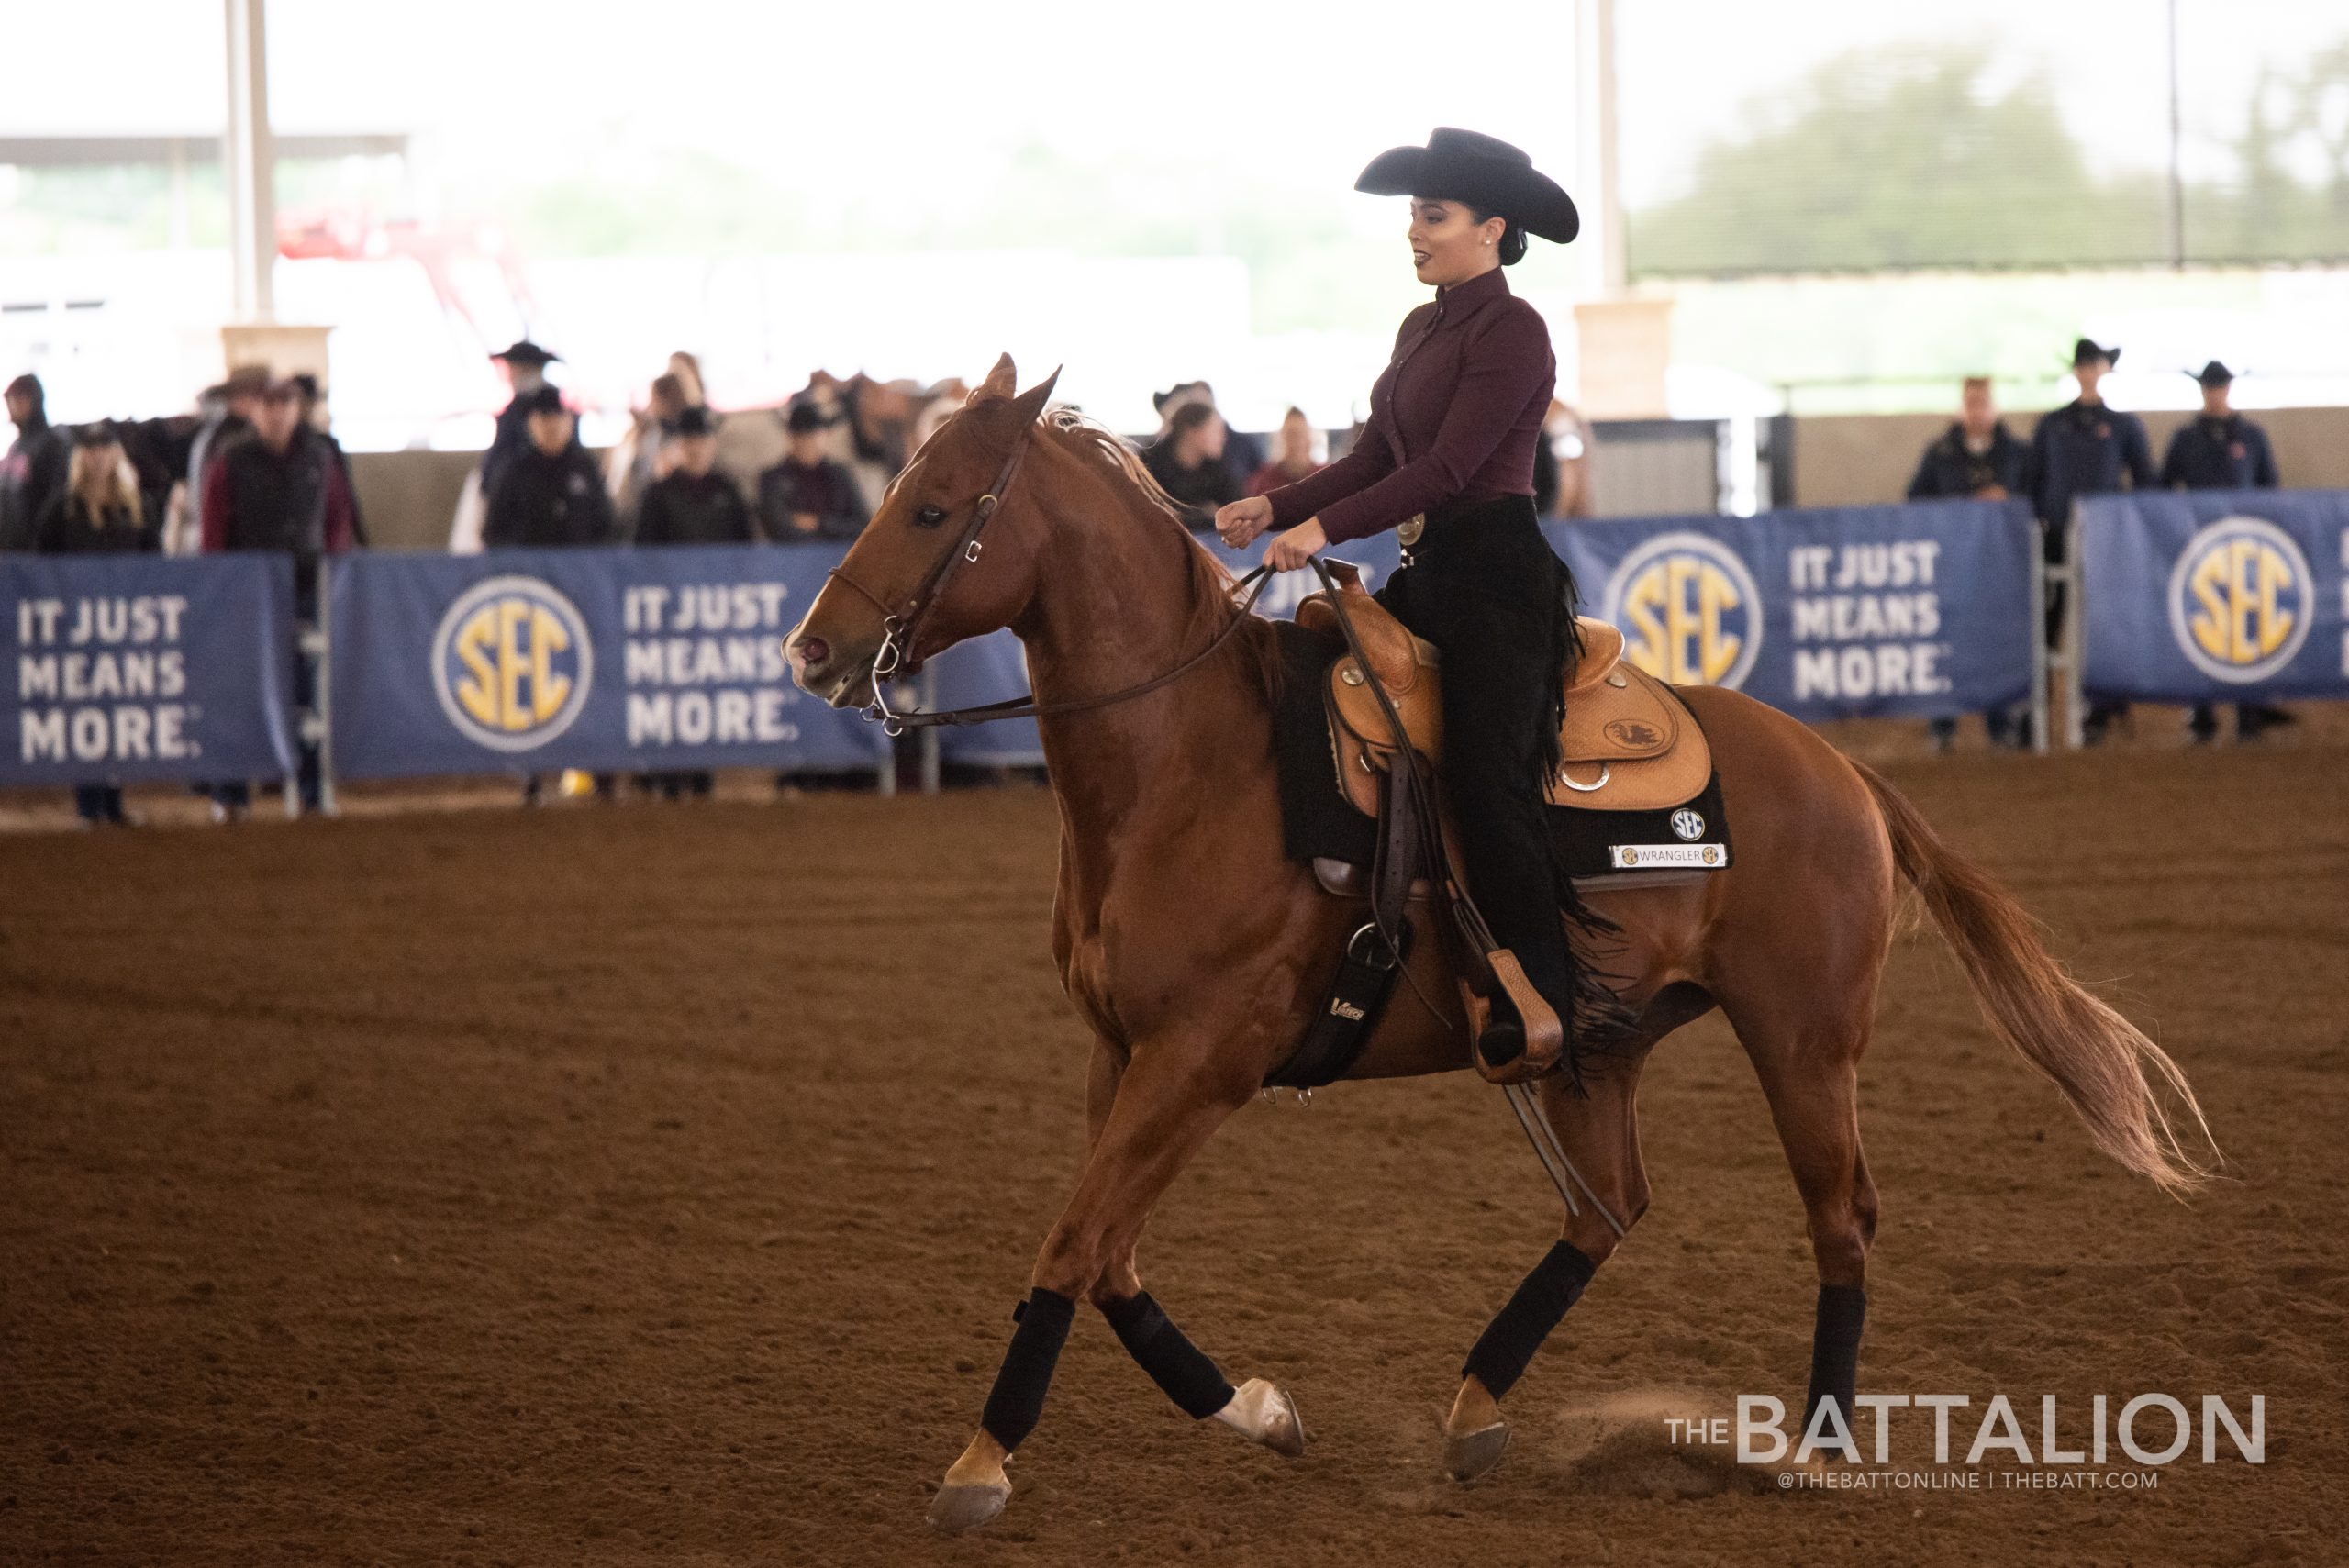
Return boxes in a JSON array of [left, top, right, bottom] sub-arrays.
[[824, 415, 1273, 734]]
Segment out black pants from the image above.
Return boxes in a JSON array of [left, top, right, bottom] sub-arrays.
[[1374, 495, 1582, 1017]]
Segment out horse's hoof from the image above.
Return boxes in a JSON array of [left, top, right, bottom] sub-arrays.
[[927, 1480, 1010, 1534], [1219, 1376, 1307, 1457], [1444, 1420, 1511, 1483]]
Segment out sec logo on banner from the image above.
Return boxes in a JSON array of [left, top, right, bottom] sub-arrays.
[[431, 576, 596, 751], [1600, 531, 1763, 689], [2165, 517, 2312, 684]]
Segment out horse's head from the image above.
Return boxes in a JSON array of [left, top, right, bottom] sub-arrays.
[[787, 354, 1059, 711]]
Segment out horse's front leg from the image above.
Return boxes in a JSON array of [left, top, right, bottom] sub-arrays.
[[929, 1033, 1262, 1533]]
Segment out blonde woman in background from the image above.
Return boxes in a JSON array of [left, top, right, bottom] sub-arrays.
[[34, 425, 158, 825]]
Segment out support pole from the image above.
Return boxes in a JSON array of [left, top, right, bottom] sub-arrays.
[[224, 0, 275, 323], [2028, 521, 2049, 756], [1592, 0, 1627, 296], [2062, 508, 2086, 750], [314, 556, 337, 817]]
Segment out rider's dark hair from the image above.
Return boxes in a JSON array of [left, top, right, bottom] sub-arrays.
[[1464, 203, 1529, 266]]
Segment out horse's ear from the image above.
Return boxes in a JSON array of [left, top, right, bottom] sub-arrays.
[[1009, 367, 1062, 426], [974, 354, 1018, 402]]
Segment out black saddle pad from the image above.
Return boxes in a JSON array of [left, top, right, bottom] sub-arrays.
[[1267, 618, 1731, 883]]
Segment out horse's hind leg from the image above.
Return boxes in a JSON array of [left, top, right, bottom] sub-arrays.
[[929, 1035, 1259, 1533], [1731, 1006, 1879, 1458], [1444, 1051, 1653, 1482]]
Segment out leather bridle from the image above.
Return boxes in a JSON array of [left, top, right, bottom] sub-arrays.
[[822, 400, 1273, 734]]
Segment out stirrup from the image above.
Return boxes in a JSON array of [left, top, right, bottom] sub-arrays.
[[1463, 950, 1566, 1086]]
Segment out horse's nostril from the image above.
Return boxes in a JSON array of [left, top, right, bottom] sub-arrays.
[[797, 635, 831, 670]]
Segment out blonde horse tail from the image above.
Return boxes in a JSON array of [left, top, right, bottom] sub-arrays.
[[1854, 761, 2218, 1196]]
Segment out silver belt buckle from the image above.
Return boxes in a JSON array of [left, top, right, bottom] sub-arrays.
[[1397, 512, 1424, 564]]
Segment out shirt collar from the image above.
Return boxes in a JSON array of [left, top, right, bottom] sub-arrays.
[[1434, 266, 1510, 313]]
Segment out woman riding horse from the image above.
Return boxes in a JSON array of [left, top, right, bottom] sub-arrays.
[[1216, 127, 1603, 1078]]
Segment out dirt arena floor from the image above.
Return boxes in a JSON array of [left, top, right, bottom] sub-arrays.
[[5, 728, 2345, 1567]]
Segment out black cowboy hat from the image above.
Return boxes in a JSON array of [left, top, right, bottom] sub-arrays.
[[512, 384, 567, 417], [492, 339, 561, 365], [2071, 337, 2121, 368], [665, 404, 718, 438], [2188, 360, 2237, 386], [1354, 128, 1579, 244], [785, 401, 837, 435]]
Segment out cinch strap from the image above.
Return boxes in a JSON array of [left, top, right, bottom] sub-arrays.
[[1100, 1291, 1235, 1419], [979, 1286, 1077, 1451], [1460, 1240, 1598, 1397]]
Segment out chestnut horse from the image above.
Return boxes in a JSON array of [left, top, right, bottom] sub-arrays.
[[785, 358, 2214, 1533]]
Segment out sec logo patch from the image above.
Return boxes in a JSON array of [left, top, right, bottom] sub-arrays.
[[2166, 516, 2311, 684], [432, 576, 596, 751], [1600, 531, 1763, 689]]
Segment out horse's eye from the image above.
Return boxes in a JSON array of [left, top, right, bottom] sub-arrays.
[[913, 504, 947, 528]]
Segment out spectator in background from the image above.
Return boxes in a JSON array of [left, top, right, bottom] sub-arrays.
[[1538, 400, 1597, 519], [2162, 361, 2277, 491], [1909, 378, 2031, 751], [482, 387, 616, 806], [1143, 402, 1240, 528], [290, 373, 369, 548], [1246, 407, 1324, 496], [635, 406, 753, 547], [485, 387, 616, 549], [2023, 339, 2156, 744], [1156, 382, 1262, 489], [2, 372, 67, 552], [37, 425, 160, 827], [177, 365, 270, 553], [201, 378, 358, 818], [758, 403, 870, 541], [608, 371, 692, 534], [2164, 361, 2290, 744], [1908, 376, 2025, 501], [483, 339, 561, 495]]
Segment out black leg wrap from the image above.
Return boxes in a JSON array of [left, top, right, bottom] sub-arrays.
[[1100, 1291, 1236, 1419], [1802, 1284, 1867, 1440], [1460, 1240, 1598, 1399], [978, 1287, 1076, 1451]]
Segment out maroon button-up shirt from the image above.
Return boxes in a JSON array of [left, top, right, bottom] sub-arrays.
[[1265, 266, 1553, 544]]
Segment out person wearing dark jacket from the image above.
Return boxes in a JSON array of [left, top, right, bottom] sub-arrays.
[[2023, 339, 2156, 743], [484, 387, 616, 549], [2163, 361, 2291, 743], [1143, 402, 1241, 528], [634, 406, 753, 546], [481, 386, 616, 806], [38, 426, 160, 823], [1909, 377, 2028, 500], [2162, 361, 2277, 491], [200, 379, 359, 818], [482, 339, 561, 496], [757, 403, 870, 541], [3, 373, 69, 552], [1909, 378, 2030, 749], [290, 373, 370, 548]]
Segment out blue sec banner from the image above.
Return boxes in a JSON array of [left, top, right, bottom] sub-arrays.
[[2079, 489, 2349, 703], [1543, 500, 2039, 722], [328, 545, 890, 779], [2, 553, 296, 785]]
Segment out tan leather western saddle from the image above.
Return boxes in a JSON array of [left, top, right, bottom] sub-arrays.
[[1269, 562, 1711, 1091], [1299, 569, 1711, 821]]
